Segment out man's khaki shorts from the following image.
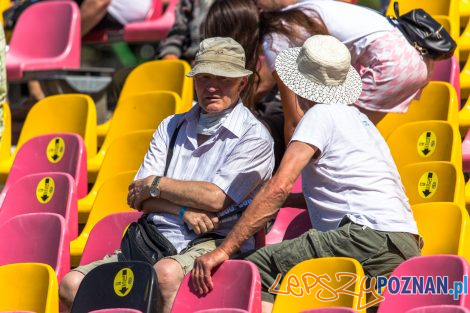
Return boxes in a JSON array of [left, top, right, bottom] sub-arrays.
[[73, 239, 217, 276]]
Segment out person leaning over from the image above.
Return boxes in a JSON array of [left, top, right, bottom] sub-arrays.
[[59, 37, 275, 313], [192, 35, 422, 313]]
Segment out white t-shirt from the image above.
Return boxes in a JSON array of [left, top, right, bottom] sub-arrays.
[[291, 103, 418, 234], [263, 0, 394, 71], [107, 0, 152, 25]]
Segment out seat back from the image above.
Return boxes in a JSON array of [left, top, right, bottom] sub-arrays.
[[376, 82, 459, 139], [171, 260, 262, 313], [70, 261, 158, 313], [377, 255, 470, 312], [0, 263, 58, 313], [0, 101, 11, 161], [411, 203, 467, 257], [265, 208, 311, 245], [0, 172, 78, 239], [6, 0, 80, 79], [17, 94, 97, 158], [0, 213, 69, 280], [194, 310, 250, 313], [73, 172, 139, 266], [80, 211, 142, 265], [432, 55, 460, 101], [400, 161, 465, 208], [386, 121, 462, 169], [101, 91, 180, 152], [300, 308, 359, 313], [272, 257, 366, 313], [89, 309, 144, 313], [120, 60, 193, 110], [385, 0, 455, 17], [5, 132, 87, 198], [406, 305, 470, 313]]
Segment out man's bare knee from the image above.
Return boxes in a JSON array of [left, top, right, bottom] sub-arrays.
[[59, 271, 85, 310], [155, 258, 184, 292]]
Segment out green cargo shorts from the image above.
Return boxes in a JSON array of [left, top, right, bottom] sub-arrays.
[[73, 239, 218, 276], [245, 218, 422, 303]]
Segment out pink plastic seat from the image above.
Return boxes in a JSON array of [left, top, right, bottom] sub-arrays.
[[79, 211, 142, 265], [84, 0, 178, 43], [89, 309, 144, 313], [462, 128, 470, 171], [300, 308, 358, 313], [406, 305, 470, 313], [378, 255, 470, 312], [0, 172, 78, 240], [0, 213, 70, 281], [171, 260, 262, 313], [194, 308, 250, 313], [1, 133, 87, 203], [265, 208, 311, 245], [6, 0, 80, 80], [432, 56, 461, 103]]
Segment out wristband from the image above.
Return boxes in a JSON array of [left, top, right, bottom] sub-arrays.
[[179, 207, 187, 219]]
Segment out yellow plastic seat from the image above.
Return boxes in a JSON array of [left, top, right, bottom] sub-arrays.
[[459, 96, 470, 137], [97, 59, 193, 144], [412, 203, 470, 262], [400, 161, 465, 209], [0, 94, 97, 182], [87, 91, 181, 182], [0, 262, 58, 313], [385, 0, 459, 41], [386, 121, 462, 170], [0, 0, 11, 25], [71, 171, 135, 266], [78, 129, 154, 223], [272, 257, 366, 313], [376, 82, 459, 139], [0, 101, 12, 162], [462, 0, 470, 24]]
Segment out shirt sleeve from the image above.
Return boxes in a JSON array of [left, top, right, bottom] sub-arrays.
[[290, 105, 333, 155], [210, 134, 275, 204], [134, 116, 174, 180]]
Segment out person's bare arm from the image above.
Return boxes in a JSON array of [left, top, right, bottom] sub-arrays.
[[80, 0, 112, 36], [273, 71, 304, 143], [129, 177, 232, 213], [191, 141, 317, 294]]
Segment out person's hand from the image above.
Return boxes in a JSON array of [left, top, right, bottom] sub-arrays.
[[183, 209, 219, 235], [191, 248, 230, 294], [162, 53, 178, 60], [127, 176, 155, 210]]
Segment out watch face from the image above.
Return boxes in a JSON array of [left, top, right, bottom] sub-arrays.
[[150, 186, 158, 197]]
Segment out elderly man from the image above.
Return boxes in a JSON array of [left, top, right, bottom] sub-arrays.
[[59, 37, 274, 313], [192, 35, 421, 313]]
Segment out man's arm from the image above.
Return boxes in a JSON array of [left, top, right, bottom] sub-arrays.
[[190, 141, 317, 294], [129, 177, 232, 213], [158, 0, 192, 59]]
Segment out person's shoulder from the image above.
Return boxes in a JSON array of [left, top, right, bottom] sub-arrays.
[[238, 105, 274, 143]]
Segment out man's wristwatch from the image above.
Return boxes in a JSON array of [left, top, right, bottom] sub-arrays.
[[149, 176, 162, 198]]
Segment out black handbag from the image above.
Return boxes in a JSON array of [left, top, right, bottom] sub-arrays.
[[388, 2, 456, 60], [120, 121, 183, 264], [120, 214, 177, 264]]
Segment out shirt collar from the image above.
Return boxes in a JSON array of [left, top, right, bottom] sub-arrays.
[[181, 100, 246, 138]]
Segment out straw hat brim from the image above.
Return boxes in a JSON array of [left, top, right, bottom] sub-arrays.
[[187, 62, 253, 78], [275, 47, 363, 105]]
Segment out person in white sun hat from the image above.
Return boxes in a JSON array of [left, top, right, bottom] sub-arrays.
[[192, 35, 422, 313]]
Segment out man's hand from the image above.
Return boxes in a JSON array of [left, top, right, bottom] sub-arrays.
[[127, 176, 155, 210], [191, 248, 230, 294], [183, 209, 219, 235]]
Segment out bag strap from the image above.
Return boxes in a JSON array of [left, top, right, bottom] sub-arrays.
[[163, 120, 184, 176], [393, 1, 400, 17]]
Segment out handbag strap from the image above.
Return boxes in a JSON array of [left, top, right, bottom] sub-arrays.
[[164, 120, 184, 176], [393, 1, 400, 17]]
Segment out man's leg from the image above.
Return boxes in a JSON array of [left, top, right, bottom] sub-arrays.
[[79, 0, 112, 36], [58, 253, 120, 312], [157, 239, 218, 313], [154, 258, 185, 313], [59, 271, 85, 311]]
